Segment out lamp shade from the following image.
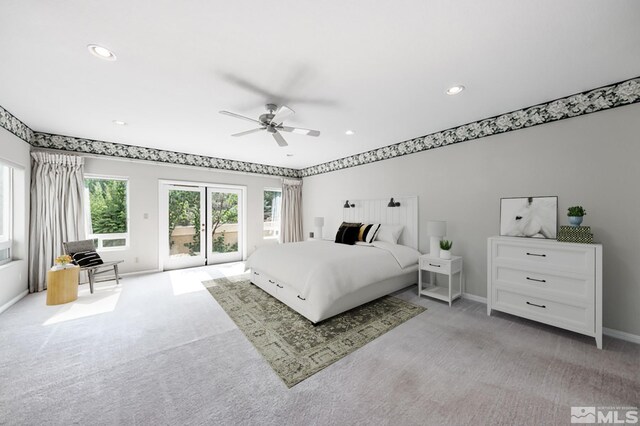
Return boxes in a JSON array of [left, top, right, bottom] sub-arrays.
[[314, 217, 325, 227], [427, 221, 447, 237]]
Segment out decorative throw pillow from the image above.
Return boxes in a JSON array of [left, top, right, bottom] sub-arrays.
[[357, 224, 381, 244], [375, 224, 404, 244], [335, 222, 362, 245], [72, 250, 104, 267]]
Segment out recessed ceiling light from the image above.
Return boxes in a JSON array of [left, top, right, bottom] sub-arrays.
[[112, 120, 127, 126], [446, 85, 465, 95], [345, 130, 355, 135], [88, 44, 117, 61]]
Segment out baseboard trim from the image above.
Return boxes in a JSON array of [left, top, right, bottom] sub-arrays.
[[462, 292, 487, 303], [0, 289, 28, 314], [603, 327, 640, 345]]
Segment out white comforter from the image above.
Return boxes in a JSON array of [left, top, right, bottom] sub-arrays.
[[245, 240, 420, 301]]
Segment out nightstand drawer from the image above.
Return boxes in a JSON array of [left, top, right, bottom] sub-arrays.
[[420, 258, 451, 274]]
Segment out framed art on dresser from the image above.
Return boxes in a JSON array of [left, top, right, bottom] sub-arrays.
[[500, 196, 558, 239]]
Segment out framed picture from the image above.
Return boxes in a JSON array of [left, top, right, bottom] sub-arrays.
[[500, 196, 558, 239]]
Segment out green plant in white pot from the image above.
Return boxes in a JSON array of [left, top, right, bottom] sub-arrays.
[[567, 206, 586, 227], [440, 240, 453, 260]]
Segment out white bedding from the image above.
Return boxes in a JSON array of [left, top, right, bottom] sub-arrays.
[[245, 240, 420, 302]]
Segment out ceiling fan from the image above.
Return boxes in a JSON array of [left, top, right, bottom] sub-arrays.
[[219, 104, 320, 147]]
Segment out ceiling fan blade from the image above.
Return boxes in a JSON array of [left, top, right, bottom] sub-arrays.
[[279, 126, 320, 137], [231, 128, 265, 137], [219, 110, 262, 125], [270, 105, 295, 124], [272, 131, 288, 147]]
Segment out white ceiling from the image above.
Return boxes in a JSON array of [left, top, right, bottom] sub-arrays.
[[1, 1, 639, 169]]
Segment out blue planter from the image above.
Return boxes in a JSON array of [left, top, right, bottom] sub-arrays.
[[568, 216, 583, 227]]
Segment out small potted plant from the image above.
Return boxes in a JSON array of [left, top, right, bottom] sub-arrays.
[[440, 240, 453, 260], [52, 254, 73, 271], [567, 206, 587, 227]]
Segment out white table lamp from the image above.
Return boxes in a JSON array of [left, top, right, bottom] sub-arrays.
[[427, 221, 447, 257], [314, 217, 325, 240]]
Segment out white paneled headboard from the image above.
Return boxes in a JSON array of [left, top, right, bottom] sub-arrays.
[[342, 196, 419, 250]]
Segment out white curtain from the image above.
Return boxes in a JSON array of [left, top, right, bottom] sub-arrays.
[[280, 178, 303, 243], [29, 152, 86, 292]]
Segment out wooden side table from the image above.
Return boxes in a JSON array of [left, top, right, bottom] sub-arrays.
[[418, 254, 463, 306], [46, 265, 80, 305]]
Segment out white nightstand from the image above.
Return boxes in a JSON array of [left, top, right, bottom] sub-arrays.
[[418, 254, 463, 306]]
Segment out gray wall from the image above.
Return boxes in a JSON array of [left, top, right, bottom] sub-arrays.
[[0, 128, 30, 309], [302, 103, 640, 336], [83, 156, 282, 273]]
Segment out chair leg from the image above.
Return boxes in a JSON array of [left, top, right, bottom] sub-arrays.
[[114, 265, 120, 285], [88, 270, 94, 294]]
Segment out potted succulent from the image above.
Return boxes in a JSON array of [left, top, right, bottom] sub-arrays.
[[567, 206, 587, 227], [439, 240, 453, 260]]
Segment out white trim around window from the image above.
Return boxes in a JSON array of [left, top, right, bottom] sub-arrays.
[[84, 174, 130, 251]]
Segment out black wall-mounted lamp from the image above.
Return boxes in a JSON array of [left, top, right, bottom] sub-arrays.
[[387, 197, 401, 207], [343, 200, 355, 208]]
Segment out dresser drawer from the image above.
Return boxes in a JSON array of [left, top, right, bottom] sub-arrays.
[[420, 258, 451, 274], [494, 266, 594, 301], [494, 240, 594, 274], [493, 287, 593, 333]]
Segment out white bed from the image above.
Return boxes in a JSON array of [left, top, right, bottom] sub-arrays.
[[245, 196, 420, 323]]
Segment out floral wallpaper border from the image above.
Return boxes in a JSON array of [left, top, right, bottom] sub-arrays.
[[31, 133, 301, 178], [0, 104, 35, 143], [299, 77, 640, 177], [2, 77, 639, 179]]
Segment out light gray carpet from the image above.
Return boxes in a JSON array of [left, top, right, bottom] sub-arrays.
[[203, 275, 425, 387], [0, 264, 638, 425]]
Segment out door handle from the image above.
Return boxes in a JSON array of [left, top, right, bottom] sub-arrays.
[[428, 263, 441, 267], [276, 284, 283, 288], [526, 277, 546, 283], [526, 301, 546, 308]]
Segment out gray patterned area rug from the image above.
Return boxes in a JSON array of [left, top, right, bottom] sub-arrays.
[[203, 275, 425, 387]]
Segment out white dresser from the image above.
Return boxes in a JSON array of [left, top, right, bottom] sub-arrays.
[[487, 236, 602, 348]]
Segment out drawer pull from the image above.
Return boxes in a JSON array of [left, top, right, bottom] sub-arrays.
[[253, 271, 260, 275], [297, 295, 306, 301], [526, 277, 547, 283], [526, 301, 546, 309], [268, 279, 275, 284], [526, 252, 546, 257], [428, 263, 441, 267], [276, 284, 283, 288]]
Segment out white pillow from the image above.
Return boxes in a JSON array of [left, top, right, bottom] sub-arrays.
[[375, 224, 404, 244]]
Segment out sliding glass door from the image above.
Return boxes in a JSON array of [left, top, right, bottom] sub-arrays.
[[160, 183, 244, 270], [161, 185, 206, 270], [206, 188, 242, 264]]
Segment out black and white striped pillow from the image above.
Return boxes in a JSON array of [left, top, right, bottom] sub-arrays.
[[357, 224, 381, 244], [335, 222, 362, 245], [72, 250, 104, 267]]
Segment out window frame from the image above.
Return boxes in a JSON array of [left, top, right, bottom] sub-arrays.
[[84, 174, 130, 252], [0, 163, 13, 266], [263, 187, 282, 241]]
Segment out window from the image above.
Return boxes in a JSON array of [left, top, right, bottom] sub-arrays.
[[84, 176, 129, 250], [0, 163, 12, 265], [263, 189, 282, 239]]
